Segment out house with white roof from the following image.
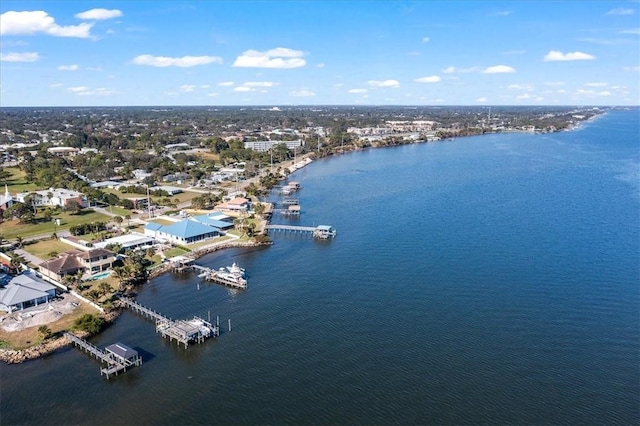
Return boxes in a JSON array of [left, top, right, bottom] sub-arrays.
[[15, 188, 87, 209], [0, 271, 58, 313]]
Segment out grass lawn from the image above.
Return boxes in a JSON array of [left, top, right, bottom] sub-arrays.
[[3, 167, 38, 193], [0, 210, 112, 240], [21, 239, 77, 260], [164, 246, 192, 258]]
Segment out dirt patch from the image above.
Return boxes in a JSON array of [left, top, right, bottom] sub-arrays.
[[0, 293, 80, 333]]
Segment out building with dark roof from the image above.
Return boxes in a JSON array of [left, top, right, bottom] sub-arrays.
[[38, 248, 115, 283]]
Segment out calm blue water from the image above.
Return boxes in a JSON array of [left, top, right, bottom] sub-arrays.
[[2, 109, 639, 425]]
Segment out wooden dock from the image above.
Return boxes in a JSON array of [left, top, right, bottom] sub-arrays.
[[120, 298, 220, 348], [265, 224, 337, 239], [64, 332, 142, 379]]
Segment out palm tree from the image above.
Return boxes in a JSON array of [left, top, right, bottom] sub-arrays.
[[15, 236, 23, 249]]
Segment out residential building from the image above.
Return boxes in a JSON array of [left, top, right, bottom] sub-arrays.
[[0, 271, 58, 312], [214, 197, 250, 213], [15, 188, 87, 209], [38, 248, 115, 283]]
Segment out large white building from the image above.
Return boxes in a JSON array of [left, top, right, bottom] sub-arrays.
[[243, 140, 304, 152]]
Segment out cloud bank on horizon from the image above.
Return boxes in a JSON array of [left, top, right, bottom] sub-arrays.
[[0, 1, 638, 106]]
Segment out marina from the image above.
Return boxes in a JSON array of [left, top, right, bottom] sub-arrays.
[[119, 298, 220, 348], [64, 332, 142, 379]]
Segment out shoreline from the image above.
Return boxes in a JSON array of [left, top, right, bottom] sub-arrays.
[[0, 116, 599, 365], [0, 239, 271, 365]]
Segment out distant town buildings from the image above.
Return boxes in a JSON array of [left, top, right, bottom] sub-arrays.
[[244, 140, 304, 152]]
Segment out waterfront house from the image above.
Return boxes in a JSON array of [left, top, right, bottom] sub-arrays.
[[143, 219, 220, 245], [38, 248, 115, 283], [0, 271, 57, 312]]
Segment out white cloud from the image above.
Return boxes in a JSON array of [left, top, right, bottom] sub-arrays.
[[368, 79, 400, 88], [316, 63, 325, 68], [132, 54, 223, 67], [415, 75, 441, 83], [289, 89, 316, 97], [348, 88, 368, 94], [207, 92, 219, 97], [623, 66, 640, 72], [620, 28, 640, 34], [516, 93, 532, 99], [0, 51, 39, 62], [75, 9, 123, 20], [503, 49, 526, 55], [180, 85, 197, 92], [58, 64, 78, 71], [68, 86, 90, 93], [476, 97, 488, 102], [422, 37, 430, 43], [233, 47, 306, 69], [242, 81, 277, 87], [0, 11, 93, 38], [442, 65, 480, 73], [483, 65, 516, 73], [218, 81, 235, 86], [233, 86, 252, 92], [489, 11, 511, 16], [544, 81, 566, 86], [585, 82, 608, 87], [543, 50, 595, 61], [49, 83, 63, 88], [606, 8, 634, 16], [508, 84, 534, 91]]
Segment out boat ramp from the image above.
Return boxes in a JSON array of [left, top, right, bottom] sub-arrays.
[[64, 332, 142, 379], [265, 224, 337, 239], [119, 298, 220, 348]]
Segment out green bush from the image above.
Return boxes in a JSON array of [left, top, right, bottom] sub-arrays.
[[73, 314, 105, 334]]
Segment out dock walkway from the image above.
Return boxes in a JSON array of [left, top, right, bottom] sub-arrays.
[[120, 298, 220, 348], [265, 224, 337, 239], [64, 332, 142, 379]]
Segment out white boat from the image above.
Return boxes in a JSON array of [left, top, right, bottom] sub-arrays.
[[226, 262, 245, 277]]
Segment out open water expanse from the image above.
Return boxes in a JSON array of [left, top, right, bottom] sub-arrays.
[[2, 109, 639, 425]]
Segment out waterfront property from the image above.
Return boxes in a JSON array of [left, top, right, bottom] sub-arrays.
[[38, 248, 115, 283], [0, 270, 58, 312], [143, 219, 220, 245], [15, 188, 88, 209]]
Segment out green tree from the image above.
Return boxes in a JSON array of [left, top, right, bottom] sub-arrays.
[[73, 314, 105, 334], [38, 325, 52, 340]]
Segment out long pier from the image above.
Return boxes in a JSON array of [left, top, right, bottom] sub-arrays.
[[120, 298, 220, 348], [265, 224, 337, 239], [64, 332, 142, 379]]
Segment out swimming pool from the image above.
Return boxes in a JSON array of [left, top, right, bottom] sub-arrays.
[[91, 271, 112, 280]]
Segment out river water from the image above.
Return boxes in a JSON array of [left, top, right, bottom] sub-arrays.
[[2, 109, 639, 425]]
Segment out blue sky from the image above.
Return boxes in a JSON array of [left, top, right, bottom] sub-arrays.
[[1, 1, 638, 106]]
